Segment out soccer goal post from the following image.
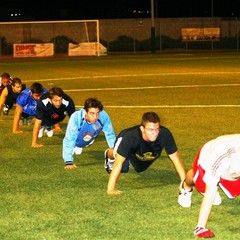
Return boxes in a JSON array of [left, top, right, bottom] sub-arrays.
[[0, 19, 106, 57]]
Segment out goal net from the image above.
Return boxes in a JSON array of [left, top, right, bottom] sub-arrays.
[[0, 19, 106, 56]]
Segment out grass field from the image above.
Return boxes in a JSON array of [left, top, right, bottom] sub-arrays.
[[0, 53, 240, 240]]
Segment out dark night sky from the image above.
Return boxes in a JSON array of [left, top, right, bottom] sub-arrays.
[[0, 0, 239, 21]]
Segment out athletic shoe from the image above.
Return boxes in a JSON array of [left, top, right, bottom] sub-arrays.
[[213, 191, 222, 205], [104, 149, 115, 173], [45, 128, 53, 137], [200, 191, 222, 206], [178, 180, 193, 208], [194, 226, 215, 238], [26, 116, 33, 125], [38, 127, 44, 138], [3, 106, 9, 115], [74, 147, 82, 155], [19, 117, 24, 125]]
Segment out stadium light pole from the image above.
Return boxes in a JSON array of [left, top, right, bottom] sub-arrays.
[[151, 0, 156, 53], [211, 0, 214, 25], [211, 0, 214, 52]]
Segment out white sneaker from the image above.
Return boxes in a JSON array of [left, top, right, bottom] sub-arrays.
[[200, 191, 222, 206], [45, 129, 53, 137], [38, 127, 44, 138], [104, 149, 115, 173], [178, 180, 193, 208], [3, 106, 9, 115], [213, 191, 222, 205], [73, 147, 82, 155], [213, 192, 222, 206]]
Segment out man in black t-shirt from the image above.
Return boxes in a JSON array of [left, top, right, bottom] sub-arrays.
[[0, 78, 25, 116], [31, 87, 75, 148], [0, 72, 13, 96], [105, 111, 186, 195]]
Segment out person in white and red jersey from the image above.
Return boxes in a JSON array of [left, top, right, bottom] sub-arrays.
[[178, 134, 240, 238]]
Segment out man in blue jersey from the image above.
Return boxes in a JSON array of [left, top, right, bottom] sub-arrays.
[[12, 82, 48, 133], [62, 98, 116, 169], [31, 87, 75, 148], [105, 111, 186, 195]]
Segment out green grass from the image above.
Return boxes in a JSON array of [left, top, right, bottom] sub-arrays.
[[0, 53, 240, 239]]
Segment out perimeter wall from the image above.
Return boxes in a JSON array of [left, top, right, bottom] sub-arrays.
[[0, 17, 239, 54], [100, 17, 239, 41]]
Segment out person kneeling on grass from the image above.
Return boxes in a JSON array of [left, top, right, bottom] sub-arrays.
[[62, 98, 116, 169], [178, 134, 240, 238], [105, 111, 186, 196], [31, 87, 75, 148]]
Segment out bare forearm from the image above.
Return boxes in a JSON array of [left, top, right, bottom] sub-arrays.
[[13, 111, 21, 132], [197, 185, 217, 227], [174, 160, 186, 181], [32, 121, 41, 145], [169, 152, 186, 181], [32, 128, 39, 145], [107, 162, 122, 192]]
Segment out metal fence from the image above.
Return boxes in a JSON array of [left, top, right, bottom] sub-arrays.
[[0, 17, 240, 55]]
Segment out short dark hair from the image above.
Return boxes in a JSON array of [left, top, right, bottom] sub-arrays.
[[30, 82, 44, 94], [141, 112, 160, 127], [48, 87, 64, 99], [84, 98, 103, 112], [11, 78, 22, 86], [1, 72, 10, 79]]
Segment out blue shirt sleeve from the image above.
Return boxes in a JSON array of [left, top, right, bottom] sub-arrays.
[[16, 89, 30, 107], [99, 110, 116, 148], [62, 110, 83, 164], [62, 109, 116, 164]]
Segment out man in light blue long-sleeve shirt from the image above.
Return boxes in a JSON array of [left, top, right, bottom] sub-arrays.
[[63, 98, 116, 169]]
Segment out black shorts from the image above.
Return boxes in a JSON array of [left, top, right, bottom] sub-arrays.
[[122, 153, 155, 173]]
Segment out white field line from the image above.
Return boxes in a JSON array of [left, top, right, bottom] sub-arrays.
[[23, 71, 240, 83], [65, 83, 240, 92], [24, 72, 240, 108], [75, 105, 240, 108]]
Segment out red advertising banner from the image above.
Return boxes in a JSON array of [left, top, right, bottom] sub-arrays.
[[13, 43, 54, 58]]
